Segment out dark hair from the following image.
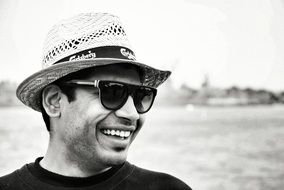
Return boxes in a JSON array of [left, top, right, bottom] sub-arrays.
[[41, 63, 142, 131]]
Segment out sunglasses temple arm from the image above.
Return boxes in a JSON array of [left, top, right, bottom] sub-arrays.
[[65, 80, 100, 87]]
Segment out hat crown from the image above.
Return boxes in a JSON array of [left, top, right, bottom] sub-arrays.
[[42, 13, 132, 68]]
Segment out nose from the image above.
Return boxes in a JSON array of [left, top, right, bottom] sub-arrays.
[[115, 96, 139, 121]]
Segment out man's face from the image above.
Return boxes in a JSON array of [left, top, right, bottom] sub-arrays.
[[57, 65, 146, 171]]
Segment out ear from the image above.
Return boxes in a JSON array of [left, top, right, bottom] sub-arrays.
[[42, 85, 62, 117]]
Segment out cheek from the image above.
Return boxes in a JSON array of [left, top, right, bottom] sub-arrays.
[[60, 101, 112, 147], [84, 102, 112, 126], [67, 99, 111, 131]]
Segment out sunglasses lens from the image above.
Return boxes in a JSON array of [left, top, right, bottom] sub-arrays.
[[134, 87, 156, 113], [99, 81, 156, 113], [99, 82, 127, 110]]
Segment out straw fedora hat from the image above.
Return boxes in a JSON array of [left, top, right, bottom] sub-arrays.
[[16, 13, 171, 112]]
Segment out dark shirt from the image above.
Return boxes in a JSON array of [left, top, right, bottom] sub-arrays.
[[0, 157, 191, 190]]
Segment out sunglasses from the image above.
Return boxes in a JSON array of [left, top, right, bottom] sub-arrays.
[[63, 80, 157, 114]]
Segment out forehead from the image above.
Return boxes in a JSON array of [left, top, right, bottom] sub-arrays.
[[79, 64, 141, 85]]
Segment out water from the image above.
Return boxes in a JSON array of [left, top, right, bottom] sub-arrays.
[[0, 105, 284, 190]]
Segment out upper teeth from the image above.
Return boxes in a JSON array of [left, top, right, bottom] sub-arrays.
[[102, 129, 131, 138]]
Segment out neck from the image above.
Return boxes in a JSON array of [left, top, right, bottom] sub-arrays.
[[40, 139, 111, 177]]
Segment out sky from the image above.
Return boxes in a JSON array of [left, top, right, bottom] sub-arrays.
[[0, 0, 284, 91]]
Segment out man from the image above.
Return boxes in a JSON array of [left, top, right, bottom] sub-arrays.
[[0, 13, 191, 189]]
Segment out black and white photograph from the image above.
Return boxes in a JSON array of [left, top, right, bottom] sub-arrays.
[[0, 0, 283, 189]]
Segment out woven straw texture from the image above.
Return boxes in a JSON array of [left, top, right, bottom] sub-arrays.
[[16, 13, 171, 112], [43, 13, 131, 67]]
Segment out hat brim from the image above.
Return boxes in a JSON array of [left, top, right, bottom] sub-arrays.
[[16, 58, 171, 112]]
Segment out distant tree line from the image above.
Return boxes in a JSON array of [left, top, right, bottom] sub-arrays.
[[180, 85, 284, 106], [156, 80, 284, 106]]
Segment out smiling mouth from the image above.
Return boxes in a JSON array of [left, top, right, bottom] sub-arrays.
[[101, 129, 132, 139]]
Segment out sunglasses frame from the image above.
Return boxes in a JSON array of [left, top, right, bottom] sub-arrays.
[[62, 80, 157, 114]]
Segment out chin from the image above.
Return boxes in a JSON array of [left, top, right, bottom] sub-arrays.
[[104, 151, 128, 166], [111, 158, 126, 166]]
